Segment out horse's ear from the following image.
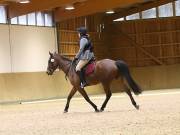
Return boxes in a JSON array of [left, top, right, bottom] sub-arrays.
[[49, 51, 53, 56]]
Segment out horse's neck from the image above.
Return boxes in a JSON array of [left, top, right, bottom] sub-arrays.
[[57, 55, 71, 74]]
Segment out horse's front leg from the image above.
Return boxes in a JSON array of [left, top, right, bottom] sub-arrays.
[[100, 83, 112, 112], [77, 87, 99, 112], [64, 87, 77, 113]]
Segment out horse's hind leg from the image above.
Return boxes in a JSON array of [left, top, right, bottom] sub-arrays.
[[123, 83, 139, 110], [77, 87, 99, 112], [100, 83, 112, 112]]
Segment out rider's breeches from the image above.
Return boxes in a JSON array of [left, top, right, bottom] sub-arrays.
[[76, 60, 89, 72]]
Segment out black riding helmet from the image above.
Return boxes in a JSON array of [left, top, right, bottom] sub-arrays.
[[77, 27, 87, 36]]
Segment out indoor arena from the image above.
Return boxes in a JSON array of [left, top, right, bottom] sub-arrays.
[[0, 0, 180, 135]]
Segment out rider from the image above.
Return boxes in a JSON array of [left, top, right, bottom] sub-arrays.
[[74, 27, 94, 88]]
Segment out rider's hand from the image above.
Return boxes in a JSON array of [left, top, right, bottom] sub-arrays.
[[72, 58, 77, 63]]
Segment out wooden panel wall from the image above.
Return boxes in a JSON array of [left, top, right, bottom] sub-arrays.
[[0, 72, 104, 103], [109, 17, 180, 67], [57, 14, 180, 67], [57, 14, 109, 60]]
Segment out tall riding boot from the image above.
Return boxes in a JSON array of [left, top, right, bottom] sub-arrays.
[[77, 70, 87, 88]]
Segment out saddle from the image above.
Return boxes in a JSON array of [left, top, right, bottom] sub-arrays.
[[83, 60, 96, 76]]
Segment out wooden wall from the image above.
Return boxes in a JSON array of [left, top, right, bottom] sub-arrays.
[[1, 64, 180, 103], [108, 17, 180, 67], [57, 14, 180, 67], [1, 16, 180, 103], [0, 71, 104, 103], [56, 14, 109, 60]]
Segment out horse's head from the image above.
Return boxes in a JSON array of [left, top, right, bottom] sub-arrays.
[[46, 52, 59, 75]]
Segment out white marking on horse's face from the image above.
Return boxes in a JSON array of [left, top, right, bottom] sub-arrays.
[[51, 59, 55, 63]]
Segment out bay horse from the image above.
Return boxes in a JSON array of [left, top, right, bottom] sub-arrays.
[[47, 52, 142, 113]]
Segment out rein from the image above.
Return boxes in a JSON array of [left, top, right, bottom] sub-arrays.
[[64, 62, 71, 81], [64, 61, 76, 81]]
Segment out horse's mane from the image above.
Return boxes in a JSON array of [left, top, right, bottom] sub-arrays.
[[60, 55, 76, 78], [61, 55, 72, 62]]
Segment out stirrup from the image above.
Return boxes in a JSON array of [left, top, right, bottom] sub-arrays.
[[80, 82, 87, 88]]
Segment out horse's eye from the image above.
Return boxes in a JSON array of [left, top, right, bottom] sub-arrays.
[[51, 59, 55, 62]]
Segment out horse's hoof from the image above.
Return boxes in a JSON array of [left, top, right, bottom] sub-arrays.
[[95, 109, 100, 113], [100, 108, 104, 112], [63, 110, 68, 113], [135, 105, 139, 110]]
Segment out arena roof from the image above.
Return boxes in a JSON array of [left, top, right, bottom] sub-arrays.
[[0, 0, 175, 21]]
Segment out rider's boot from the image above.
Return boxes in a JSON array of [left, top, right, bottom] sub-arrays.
[[77, 70, 87, 88]]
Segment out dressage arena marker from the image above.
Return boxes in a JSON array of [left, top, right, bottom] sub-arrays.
[[21, 90, 180, 105]]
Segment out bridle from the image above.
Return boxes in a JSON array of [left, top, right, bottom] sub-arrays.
[[49, 55, 76, 80], [64, 60, 76, 80]]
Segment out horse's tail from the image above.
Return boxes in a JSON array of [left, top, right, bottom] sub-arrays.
[[115, 60, 142, 95]]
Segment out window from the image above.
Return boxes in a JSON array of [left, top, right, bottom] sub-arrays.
[[142, 8, 156, 19], [36, 12, 45, 26], [28, 13, 36, 25], [45, 13, 53, 26], [11, 17, 18, 24], [1, 9, 53, 27], [126, 13, 140, 20], [18, 15, 27, 25], [175, 0, 180, 16], [0, 6, 6, 23], [158, 3, 173, 17], [113, 17, 124, 22]]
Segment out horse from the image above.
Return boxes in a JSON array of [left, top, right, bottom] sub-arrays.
[[46, 52, 142, 113]]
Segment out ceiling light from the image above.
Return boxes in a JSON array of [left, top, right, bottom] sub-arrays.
[[19, 0, 30, 4], [113, 17, 124, 22], [65, 6, 75, 10], [106, 10, 115, 14]]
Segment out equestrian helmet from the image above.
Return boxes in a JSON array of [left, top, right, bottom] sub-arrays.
[[77, 27, 87, 35]]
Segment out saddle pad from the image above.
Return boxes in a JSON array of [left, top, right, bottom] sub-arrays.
[[85, 62, 95, 76]]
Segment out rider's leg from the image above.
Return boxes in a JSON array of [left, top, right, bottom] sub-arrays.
[[76, 60, 89, 88]]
